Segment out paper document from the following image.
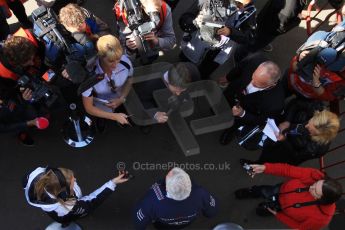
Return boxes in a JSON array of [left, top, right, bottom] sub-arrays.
[[263, 118, 280, 142]]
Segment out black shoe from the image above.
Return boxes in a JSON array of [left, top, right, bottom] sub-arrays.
[[240, 158, 256, 167], [96, 118, 106, 134], [219, 128, 235, 145], [256, 202, 274, 217], [139, 125, 152, 135], [18, 132, 34, 146], [235, 188, 259, 199]]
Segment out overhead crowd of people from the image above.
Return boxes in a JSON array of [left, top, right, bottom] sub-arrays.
[[0, 0, 345, 229]]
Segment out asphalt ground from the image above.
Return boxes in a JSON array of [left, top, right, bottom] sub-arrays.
[[1, 0, 345, 229]]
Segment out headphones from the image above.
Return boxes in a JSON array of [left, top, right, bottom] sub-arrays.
[[45, 167, 72, 201]]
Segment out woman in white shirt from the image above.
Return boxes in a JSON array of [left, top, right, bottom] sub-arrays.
[[82, 35, 133, 125]]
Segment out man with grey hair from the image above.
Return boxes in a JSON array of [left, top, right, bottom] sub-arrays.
[[133, 167, 218, 229], [220, 53, 285, 145], [136, 62, 200, 127]]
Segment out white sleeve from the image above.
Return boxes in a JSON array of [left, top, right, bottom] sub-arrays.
[[82, 87, 93, 97]]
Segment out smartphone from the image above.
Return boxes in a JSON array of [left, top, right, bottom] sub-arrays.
[[120, 170, 134, 180], [243, 163, 254, 176]]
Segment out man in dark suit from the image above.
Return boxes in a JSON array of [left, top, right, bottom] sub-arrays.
[[220, 53, 285, 145]]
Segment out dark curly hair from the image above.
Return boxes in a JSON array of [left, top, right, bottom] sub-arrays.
[[320, 179, 343, 205], [3, 36, 36, 68]]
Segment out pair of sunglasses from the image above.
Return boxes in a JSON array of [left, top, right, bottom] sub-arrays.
[[107, 79, 117, 93]]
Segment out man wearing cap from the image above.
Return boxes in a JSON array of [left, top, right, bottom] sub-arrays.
[[133, 167, 218, 229]]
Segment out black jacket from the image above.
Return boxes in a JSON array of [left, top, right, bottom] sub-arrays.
[[258, 98, 330, 165], [225, 3, 257, 46], [224, 53, 285, 126], [256, 0, 306, 35]]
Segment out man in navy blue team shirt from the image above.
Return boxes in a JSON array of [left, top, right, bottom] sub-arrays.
[[133, 167, 218, 229]]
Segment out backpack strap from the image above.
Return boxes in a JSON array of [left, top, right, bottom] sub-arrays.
[[120, 60, 130, 70]]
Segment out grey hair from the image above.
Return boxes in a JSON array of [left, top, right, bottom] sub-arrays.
[[168, 63, 193, 89], [258, 61, 281, 84], [166, 167, 192, 201]]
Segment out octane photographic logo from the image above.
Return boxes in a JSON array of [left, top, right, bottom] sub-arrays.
[[116, 162, 126, 171], [116, 161, 231, 171], [124, 62, 233, 156]]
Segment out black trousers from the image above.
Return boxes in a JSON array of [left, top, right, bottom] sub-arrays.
[[256, 140, 305, 166], [6, 0, 32, 27], [0, 9, 10, 40], [251, 183, 282, 199]]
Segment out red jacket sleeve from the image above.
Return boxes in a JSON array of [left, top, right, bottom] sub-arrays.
[[264, 163, 324, 184], [276, 212, 327, 230]]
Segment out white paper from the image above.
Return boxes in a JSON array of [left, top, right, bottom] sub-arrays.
[[263, 118, 280, 142]]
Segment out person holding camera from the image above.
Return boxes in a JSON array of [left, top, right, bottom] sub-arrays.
[[179, 0, 256, 80], [82, 35, 133, 130], [0, 32, 48, 103], [240, 99, 340, 166], [133, 167, 218, 229], [114, 0, 176, 64], [235, 163, 343, 230], [23, 166, 128, 227], [286, 21, 345, 102]]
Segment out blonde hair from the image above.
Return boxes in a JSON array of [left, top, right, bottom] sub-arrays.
[[140, 0, 162, 13], [97, 35, 123, 61], [59, 3, 86, 28], [34, 168, 75, 207], [310, 110, 340, 144]]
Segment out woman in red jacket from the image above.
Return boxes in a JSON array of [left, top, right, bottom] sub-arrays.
[[235, 163, 343, 230]]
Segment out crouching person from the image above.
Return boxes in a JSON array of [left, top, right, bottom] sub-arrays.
[[133, 167, 218, 229]]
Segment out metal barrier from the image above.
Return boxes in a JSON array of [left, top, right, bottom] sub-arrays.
[[305, 0, 343, 36]]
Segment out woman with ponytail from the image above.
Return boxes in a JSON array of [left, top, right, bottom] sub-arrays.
[[23, 166, 128, 226]]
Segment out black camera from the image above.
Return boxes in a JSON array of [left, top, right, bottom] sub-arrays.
[[262, 195, 281, 211], [17, 75, 58, 107], [120, 0, 160, 64]]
